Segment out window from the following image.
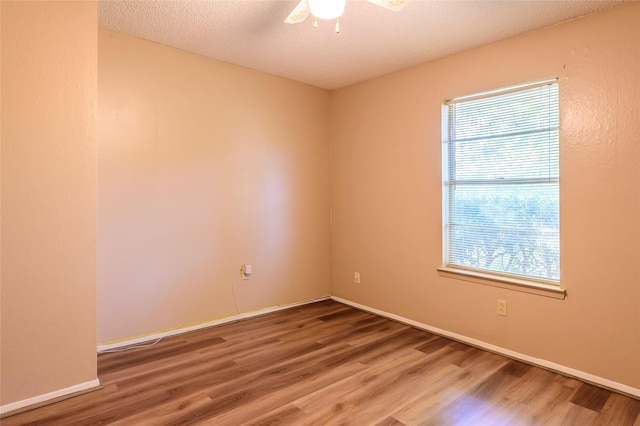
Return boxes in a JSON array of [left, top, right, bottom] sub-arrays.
[[442, 79, 559, 285]]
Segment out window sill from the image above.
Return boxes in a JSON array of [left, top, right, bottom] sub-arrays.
[[437, 267, 566, 300]]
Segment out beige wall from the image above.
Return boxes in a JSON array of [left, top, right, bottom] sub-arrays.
[[330, 3, 640, 389], [0, 1, 3, 400], [97, 30, 331, 343], [1, 1, 98, 405]]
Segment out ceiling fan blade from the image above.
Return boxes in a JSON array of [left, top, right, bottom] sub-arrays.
[[366, 0, 407, 12], [285, 0, 310, 24]]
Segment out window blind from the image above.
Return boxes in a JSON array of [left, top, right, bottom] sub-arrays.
[[443, 80, 560, 283]]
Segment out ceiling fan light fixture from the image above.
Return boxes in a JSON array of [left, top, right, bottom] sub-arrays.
[[308, 0, 347, 20]]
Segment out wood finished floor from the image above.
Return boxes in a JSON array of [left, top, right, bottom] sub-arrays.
[[4, 300, 640, 425]]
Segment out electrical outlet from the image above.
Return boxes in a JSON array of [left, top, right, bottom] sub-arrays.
[[241, 264, 252, 280], [497, 299, 507, 316], [354, 272, 361, 284]]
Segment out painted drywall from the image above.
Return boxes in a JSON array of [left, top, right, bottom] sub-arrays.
[[97, 30, 331, 343], [330, 3, 640, 390], [0, 2, 3, 402], [0, 1, 98, 406]]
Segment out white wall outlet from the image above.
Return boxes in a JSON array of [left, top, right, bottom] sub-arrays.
[[497, 299, 507, 316], [354, 272, 361, 284], [241, 264, 252, 280]]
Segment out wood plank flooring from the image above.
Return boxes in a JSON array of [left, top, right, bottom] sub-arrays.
[[3, 300, 640, 425]]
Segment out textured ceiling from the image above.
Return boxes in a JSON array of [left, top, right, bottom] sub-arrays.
[[98, 0, 630, 90]]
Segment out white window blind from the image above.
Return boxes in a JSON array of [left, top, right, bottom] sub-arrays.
[[443, 79, 560, 283]]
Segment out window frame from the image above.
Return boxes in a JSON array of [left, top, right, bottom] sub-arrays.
[[439, 79, 566, 299]]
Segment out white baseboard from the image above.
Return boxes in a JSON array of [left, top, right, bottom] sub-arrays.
[[98, 296, 331, 353], [0, 378, 101, 418], [331, 295, 640, 400]]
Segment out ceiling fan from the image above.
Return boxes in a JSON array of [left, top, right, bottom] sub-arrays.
[[285, 0, 407, 32]]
